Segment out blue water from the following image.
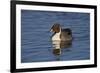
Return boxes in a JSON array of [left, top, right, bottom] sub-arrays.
[[21, 10, 90, 63]]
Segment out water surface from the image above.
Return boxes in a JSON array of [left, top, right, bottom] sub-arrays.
[[21, 10, 90, 63]]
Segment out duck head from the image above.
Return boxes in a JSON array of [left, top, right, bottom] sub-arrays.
[[50, 23, 61, 33]]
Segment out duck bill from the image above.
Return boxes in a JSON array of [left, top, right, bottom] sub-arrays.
[[50, 29, 53, 32]]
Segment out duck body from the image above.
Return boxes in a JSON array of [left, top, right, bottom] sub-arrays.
[[51, 24, 72, 42]]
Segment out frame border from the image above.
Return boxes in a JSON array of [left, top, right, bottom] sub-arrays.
[[10, 0, 97, 72]]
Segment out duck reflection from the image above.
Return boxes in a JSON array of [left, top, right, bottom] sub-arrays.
[[52, 40, 72, 56]]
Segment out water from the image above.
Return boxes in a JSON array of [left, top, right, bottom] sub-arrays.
[[21, 10, 90, 63]]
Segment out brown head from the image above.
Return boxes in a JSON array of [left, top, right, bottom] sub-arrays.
[[50, 23, 61, 33]]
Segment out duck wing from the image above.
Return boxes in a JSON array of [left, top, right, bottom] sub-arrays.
[[60, 28, 72, 41], [62, 28, 72, 35]]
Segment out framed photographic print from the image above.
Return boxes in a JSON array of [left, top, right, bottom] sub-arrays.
[[10, 0, 97, 73]]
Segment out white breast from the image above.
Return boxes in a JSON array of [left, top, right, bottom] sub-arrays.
[[52, 32, 61, 49], [52, 32, 61, 41]]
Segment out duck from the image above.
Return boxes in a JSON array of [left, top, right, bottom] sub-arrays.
[[50, 23, 72, 41]]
